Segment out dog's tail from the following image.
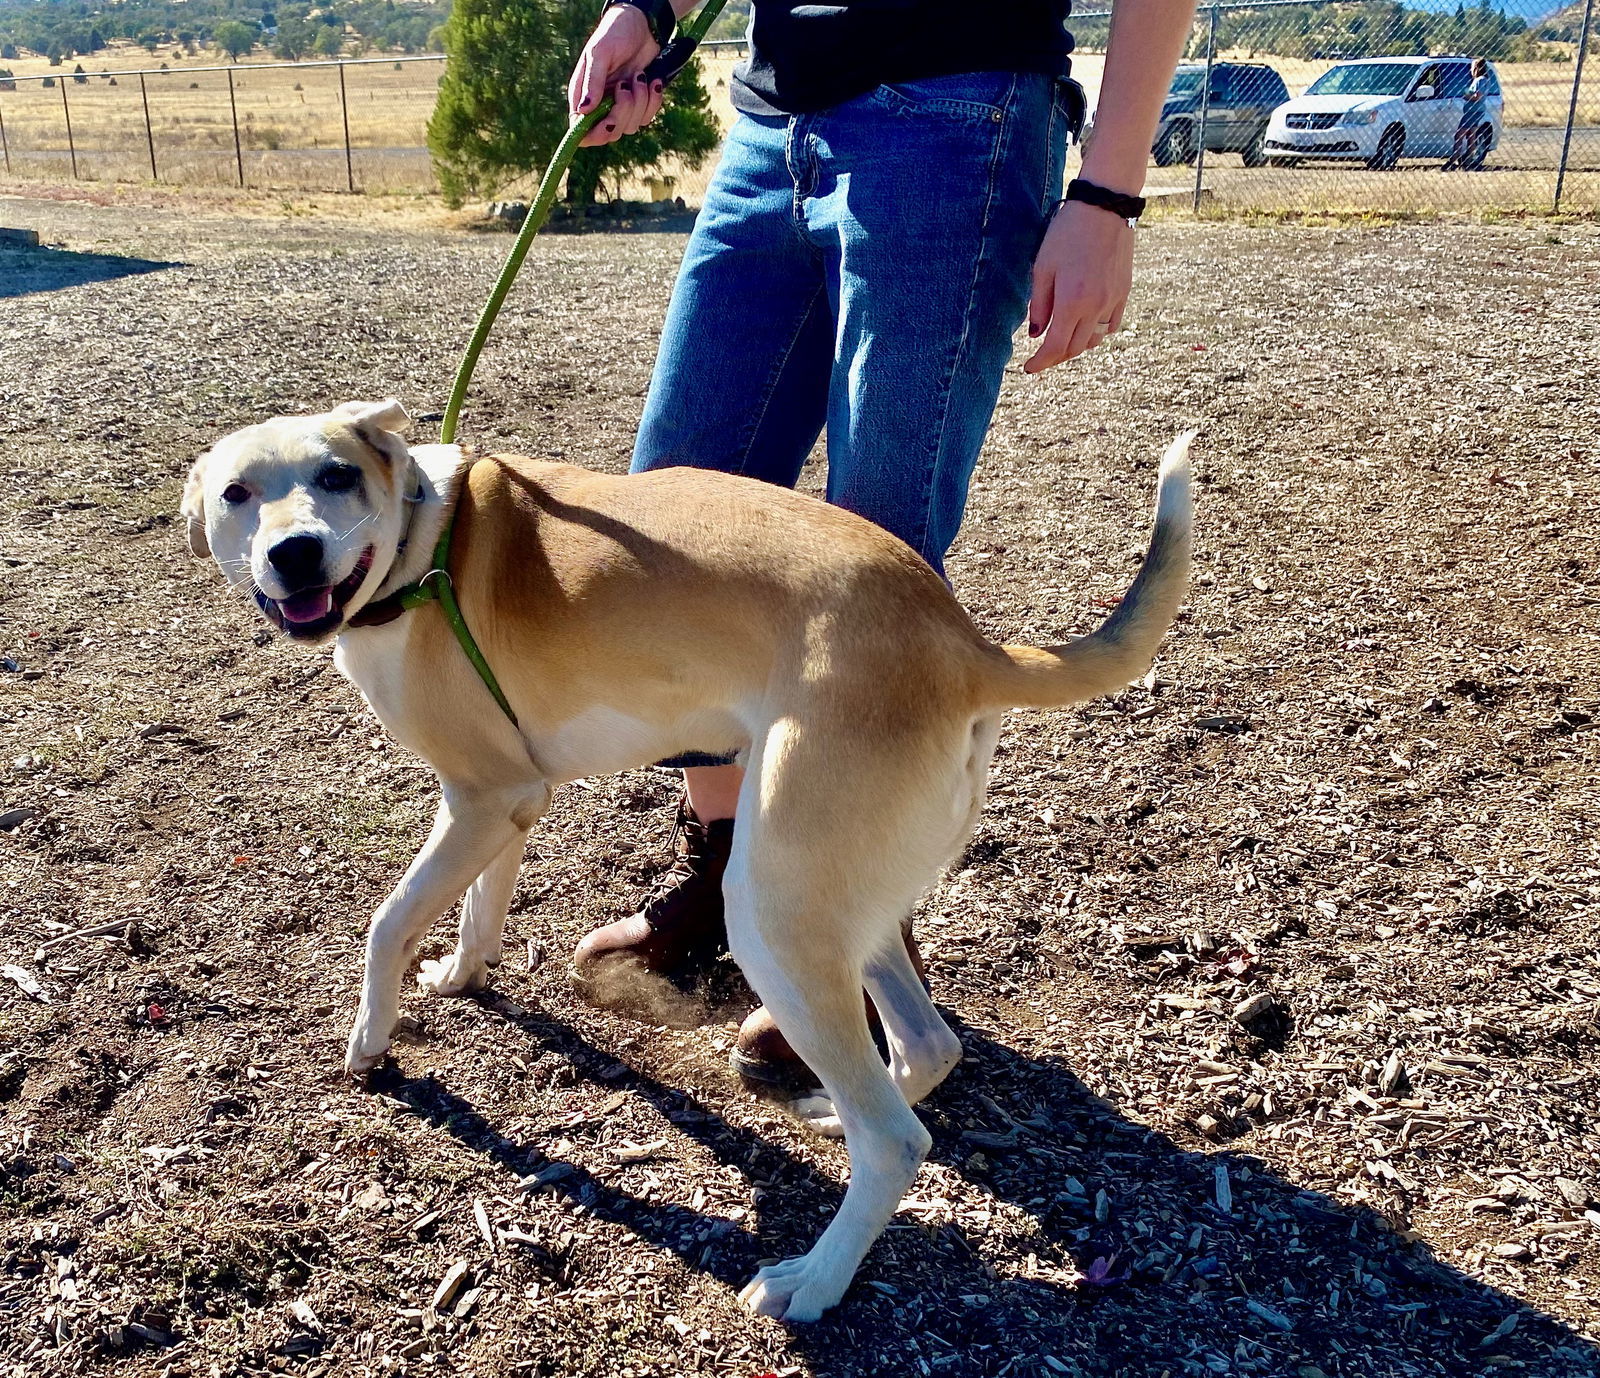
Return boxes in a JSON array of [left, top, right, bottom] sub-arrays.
[[984, 431, 1194, 711]]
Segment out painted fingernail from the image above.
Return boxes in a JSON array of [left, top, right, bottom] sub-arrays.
[[653, 81, 664, 94], [579, 95, 592, 108], [1028, 323, 1042, 337], [604, 123, 616, 132]]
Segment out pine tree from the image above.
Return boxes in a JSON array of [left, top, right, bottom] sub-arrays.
[[427, 0, 719, 209]]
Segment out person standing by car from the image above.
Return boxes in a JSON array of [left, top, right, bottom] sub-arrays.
[[1446, 57, 1489, 170], [564, 0, 1199, 1097]]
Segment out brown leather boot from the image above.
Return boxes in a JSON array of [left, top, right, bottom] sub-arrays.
[[571, 801, 733, 1015], [730, 925, 928, 1099]]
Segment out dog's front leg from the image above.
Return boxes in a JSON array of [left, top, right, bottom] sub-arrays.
[[416, 831, 529, 997], [345, 785, 537, 1073]]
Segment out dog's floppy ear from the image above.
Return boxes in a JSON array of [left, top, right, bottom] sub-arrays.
[[181, 452, 211, 558], [331, 399, 412, 435], [331, 399, 412, 469]]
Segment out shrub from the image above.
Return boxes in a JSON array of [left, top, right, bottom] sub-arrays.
[[428, 0, 719, 209]]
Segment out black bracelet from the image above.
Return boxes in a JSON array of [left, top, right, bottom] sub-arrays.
[[1063, 178, 1146, 226], [606, 0, 675, 50]]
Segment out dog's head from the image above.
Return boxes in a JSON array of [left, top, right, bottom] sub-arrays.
[[184, 400, 418, 642]]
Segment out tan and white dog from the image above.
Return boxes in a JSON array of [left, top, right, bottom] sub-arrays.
[[182, 400, 1193, 1322]]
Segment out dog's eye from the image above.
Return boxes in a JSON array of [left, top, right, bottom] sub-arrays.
[[318, 464, 363, 494], [222, 483, 252, 506]]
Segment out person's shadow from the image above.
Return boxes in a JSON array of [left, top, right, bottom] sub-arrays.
[[372, 995, 1600, 1378], [0, 243, 177, 299]]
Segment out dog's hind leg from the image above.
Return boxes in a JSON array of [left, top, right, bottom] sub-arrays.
[[417, 831, 527, 997], [346, 783, 547, 1073], [730, 894, 930, 1323], [726, 727, 947, 1322], [858, 713, 996, 1109], [864, 930, 962, 1109]]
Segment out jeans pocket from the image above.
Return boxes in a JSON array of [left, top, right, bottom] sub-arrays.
[[870, 73, 1016, 125]]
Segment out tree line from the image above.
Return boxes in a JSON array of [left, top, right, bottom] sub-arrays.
[[1071, 1, 1560, 62], [0, 0, 448, 64]]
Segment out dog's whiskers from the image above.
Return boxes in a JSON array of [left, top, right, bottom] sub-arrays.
[[337, 512, 377, 542]]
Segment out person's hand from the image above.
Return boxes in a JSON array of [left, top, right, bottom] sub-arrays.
[[567, 4, 665, 148], [1024, 199, 1136, 373]]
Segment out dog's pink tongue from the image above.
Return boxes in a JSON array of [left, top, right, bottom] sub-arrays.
[[279, 589, 333, 625]]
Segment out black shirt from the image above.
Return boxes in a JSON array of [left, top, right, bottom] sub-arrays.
[[731, 0, 1075, 116]]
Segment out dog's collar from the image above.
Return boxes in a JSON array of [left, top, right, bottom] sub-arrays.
[[346, 459, 519, 729]]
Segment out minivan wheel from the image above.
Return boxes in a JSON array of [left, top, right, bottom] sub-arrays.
[[1368, 125, 1405, 171], [1462, 125, 1491, 171], [1241, 129, 1267, 168], [1154, 122, 1194, 168]]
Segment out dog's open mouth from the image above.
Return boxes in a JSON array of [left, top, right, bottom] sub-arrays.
[[255, 547, 374, 639]]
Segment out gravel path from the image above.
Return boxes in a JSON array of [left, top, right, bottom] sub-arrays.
[[2, 192, 1599, 1378]]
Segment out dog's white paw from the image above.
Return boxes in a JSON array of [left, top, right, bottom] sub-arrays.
[[417, 954, 489, 997], [789, 1093, 845, 1139], [344, 1019, 391, 1075], [739, 1255, 848, 1323]]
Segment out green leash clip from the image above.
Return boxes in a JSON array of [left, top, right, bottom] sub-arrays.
[[395, 496, 521, 728]]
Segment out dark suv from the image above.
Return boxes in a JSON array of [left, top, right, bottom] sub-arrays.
[[1150, 62, 1290, 167]]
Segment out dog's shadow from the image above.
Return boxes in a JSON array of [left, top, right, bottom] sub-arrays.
[[372, 997, 1600, 1377]]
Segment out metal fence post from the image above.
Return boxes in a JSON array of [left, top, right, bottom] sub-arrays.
[[227, 66, 244, 187], [60, 74, 78, 179], [138, 71, 157, 181], [1194, 2, 1218, 211], [338, 60, 355, 193], [1554, 0, 1594, 213], [0, 96, 9, 175]]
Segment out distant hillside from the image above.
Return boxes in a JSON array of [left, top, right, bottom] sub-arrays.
[[0, 0, 447, 62], [706, 0, 751, 42], [1536, 0, 1597, 42], [1072, 0, 1539, 60]]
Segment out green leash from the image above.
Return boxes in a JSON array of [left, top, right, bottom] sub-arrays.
[[383, 0, 731, 728], [378, 478, 522, 725]]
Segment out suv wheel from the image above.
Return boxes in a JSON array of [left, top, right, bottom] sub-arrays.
[[1153, 122, 1194, 168], [1368, 125, 1405, 171], [1241, 129, 1267, 168], [1462, 125, 1491, 171]]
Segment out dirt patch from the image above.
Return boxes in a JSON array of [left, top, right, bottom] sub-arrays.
[[2, 193, 1599, 1378]]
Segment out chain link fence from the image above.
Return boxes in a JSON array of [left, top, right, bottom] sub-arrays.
[[1071, 0, 1598, 213], [0, 54, 444, 194], [0, 2, 1595, 212]]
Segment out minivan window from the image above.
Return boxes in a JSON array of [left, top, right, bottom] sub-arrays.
[[1305, 62, 1419, 97], [1236, 68, 1285, 104], [1437, 63, 1472, 99], [1169, 69, 1204, 96]]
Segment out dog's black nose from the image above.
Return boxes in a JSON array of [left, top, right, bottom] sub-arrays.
[[266, 534, 326, 590]]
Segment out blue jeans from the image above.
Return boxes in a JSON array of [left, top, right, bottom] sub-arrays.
[[634, 71, 1072, 766]]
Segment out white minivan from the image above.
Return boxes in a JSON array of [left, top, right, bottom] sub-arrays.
[[1263, 56, 1504, 170]]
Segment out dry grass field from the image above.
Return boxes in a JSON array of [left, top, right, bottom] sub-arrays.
[[0, 46, 443, 193], [1, 190, 1599, 1378], [0, 42, 1595, 205]]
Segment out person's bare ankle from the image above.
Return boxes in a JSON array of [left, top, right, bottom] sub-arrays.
[[683, 763, 743, 823]]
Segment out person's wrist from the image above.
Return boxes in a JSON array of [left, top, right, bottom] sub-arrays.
[[1063, 178, 1145, 228], [605, 0, 673, 47], [1075, 161, 1145, 201]]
